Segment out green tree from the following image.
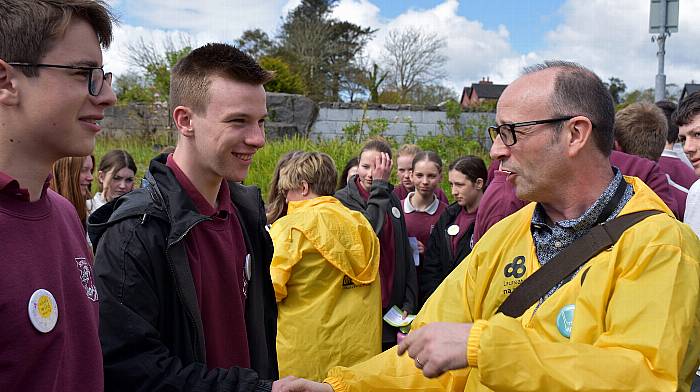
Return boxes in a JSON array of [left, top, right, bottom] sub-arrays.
[[604, 77, 627, 105], [259, 56, 305, 94], [118, 36, 192, 105], [114, 72, 155, 105], [277, 0, 373, 101], [235, 29, 275, 60]]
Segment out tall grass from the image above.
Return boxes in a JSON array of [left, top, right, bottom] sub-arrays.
[[95, 133, 490, 202]]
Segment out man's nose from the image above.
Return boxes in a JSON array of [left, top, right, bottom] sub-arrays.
[[490, 134, 510, 161]]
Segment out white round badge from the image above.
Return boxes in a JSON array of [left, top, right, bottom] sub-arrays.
[[391, 207, 401, 219], [447, 224, 460, 236], [28, 289, 58, 333], [244, 254, 252, 281]]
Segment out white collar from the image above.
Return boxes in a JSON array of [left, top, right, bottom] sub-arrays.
[[403, 192, 440, 215]]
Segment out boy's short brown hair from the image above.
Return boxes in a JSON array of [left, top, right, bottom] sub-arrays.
[[170, 43, 274, 115], [614, 102, 668, 161], [278, 152, 338, 197], [0, 0, 114, 76]]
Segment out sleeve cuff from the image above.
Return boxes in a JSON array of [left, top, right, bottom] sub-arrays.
[[467, 319, 488, 367], [323, 376, 345, 392]]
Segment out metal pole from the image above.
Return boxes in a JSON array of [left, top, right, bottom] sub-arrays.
[[655, 0, 668, 102]]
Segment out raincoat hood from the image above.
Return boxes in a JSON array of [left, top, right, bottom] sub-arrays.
[[281, 196, 379, 284]]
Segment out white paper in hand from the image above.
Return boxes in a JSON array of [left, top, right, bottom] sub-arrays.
[[383, 305, 416, 327]]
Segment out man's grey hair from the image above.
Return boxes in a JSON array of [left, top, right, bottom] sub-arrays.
[[521, 60, 615, 156]]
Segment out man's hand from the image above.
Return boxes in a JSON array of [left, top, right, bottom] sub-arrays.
[[373, 152, 393, 182], [272, 376, 333, 392], [396, 322, 473, 378], [417, 240, 425, 254]]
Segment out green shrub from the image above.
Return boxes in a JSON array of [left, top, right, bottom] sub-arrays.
[[94, 133, 490, 202]]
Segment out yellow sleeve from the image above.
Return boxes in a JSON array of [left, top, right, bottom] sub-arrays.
[[324, 252, 478, 391], [269, 225, 304, 303], [477, 241, 700, 392]]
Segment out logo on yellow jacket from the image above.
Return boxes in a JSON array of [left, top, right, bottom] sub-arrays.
[[342, 275, 370, 289]]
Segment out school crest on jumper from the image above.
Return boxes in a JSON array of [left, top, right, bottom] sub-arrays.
[[76, 257, 99, 302]]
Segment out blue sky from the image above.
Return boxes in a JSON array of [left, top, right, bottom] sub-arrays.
[[104, 0, 700, 93], [372, 0, 564, 53]]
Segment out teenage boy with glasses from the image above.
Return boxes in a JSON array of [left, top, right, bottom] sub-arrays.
[[0, 1, 116, 391]]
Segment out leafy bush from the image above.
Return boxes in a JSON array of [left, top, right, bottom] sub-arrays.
[[95, 132, 489, 201]]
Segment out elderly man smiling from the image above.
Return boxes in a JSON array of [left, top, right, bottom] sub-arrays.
[[274, 61, 700, 392]]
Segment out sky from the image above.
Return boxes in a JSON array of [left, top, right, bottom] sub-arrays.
[[105, 0, 700, 97]]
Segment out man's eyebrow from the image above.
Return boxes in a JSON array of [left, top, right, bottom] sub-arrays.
[[71, 60, 100, 67]]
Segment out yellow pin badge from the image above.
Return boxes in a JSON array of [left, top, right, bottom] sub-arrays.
[[28, 289, 58, 333]]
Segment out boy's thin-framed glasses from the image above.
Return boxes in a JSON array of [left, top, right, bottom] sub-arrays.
[[7, 62, 112, 96]]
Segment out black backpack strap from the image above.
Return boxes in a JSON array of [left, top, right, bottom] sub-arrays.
[[497, 210, 663, 318]]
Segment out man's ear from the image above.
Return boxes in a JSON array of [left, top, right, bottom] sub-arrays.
[[0, 60, 20, 106], [172, 106, 195, 137], [566, 116, 594, 157], [301, 181, 310, 196]]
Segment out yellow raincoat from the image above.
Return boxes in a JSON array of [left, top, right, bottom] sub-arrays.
[[325, 177, 700, 391], [270, 196, 382, 381]]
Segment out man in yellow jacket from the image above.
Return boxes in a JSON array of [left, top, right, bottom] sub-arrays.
[[273, 62, 700, 391], [270, 152, 382, 381]]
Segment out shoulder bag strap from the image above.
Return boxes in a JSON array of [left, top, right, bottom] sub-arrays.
[[497, 209, 663, 318]]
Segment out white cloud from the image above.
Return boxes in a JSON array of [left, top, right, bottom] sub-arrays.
[[104, 0, 700, 97], [332, 0, 518, 97], [538, 0, 700, 90]]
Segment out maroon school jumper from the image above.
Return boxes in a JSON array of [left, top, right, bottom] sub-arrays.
[[0, 172, 102, 391], [659, 153, 698, 189], [610, 150, 680, 218], [473, 169, 527, 244], [451, 208, 477, 254], [402, 193, 447, 257], [166, 156, 250, 369], [394, 183, 449, 204], [356, 177, 395, 308]]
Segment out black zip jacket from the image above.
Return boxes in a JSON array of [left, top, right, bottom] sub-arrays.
[[419, 203, 475, 307], [88, 154, 277, 392], [334, 176, 418, 346]]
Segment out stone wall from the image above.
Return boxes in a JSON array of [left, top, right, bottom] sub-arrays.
[[311, 102, 494, 143], [100, 94, 495, 146]]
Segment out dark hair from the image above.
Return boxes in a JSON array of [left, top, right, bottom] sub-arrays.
[[338, 156, 359, 190], [448, 156, 487, 189], [656, 100, 679, 143], [522, 61, 615, 156], [97, 149, 137, 191], [170, 43, 274, 114], [0, 0, 114, 77], [412, 151, 443, 173], [359, 138, 392, 160], [673, 91, 700, 128]]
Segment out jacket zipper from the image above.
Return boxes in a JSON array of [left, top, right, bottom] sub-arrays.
[[163, 215, 211, 361]]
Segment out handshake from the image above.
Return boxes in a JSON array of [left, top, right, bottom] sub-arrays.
[[272, 322, 472, 392]]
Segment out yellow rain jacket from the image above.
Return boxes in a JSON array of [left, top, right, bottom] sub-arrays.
[[325, 177, 700, 391], [270, 196, 382, 381]]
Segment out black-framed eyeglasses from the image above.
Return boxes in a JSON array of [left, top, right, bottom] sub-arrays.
[[488, 116, 575, 147], [7, 63, 112, 96]]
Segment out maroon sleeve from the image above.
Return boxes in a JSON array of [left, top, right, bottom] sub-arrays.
[[610, 151, 680, 219], [472, 171, 527, 244]]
